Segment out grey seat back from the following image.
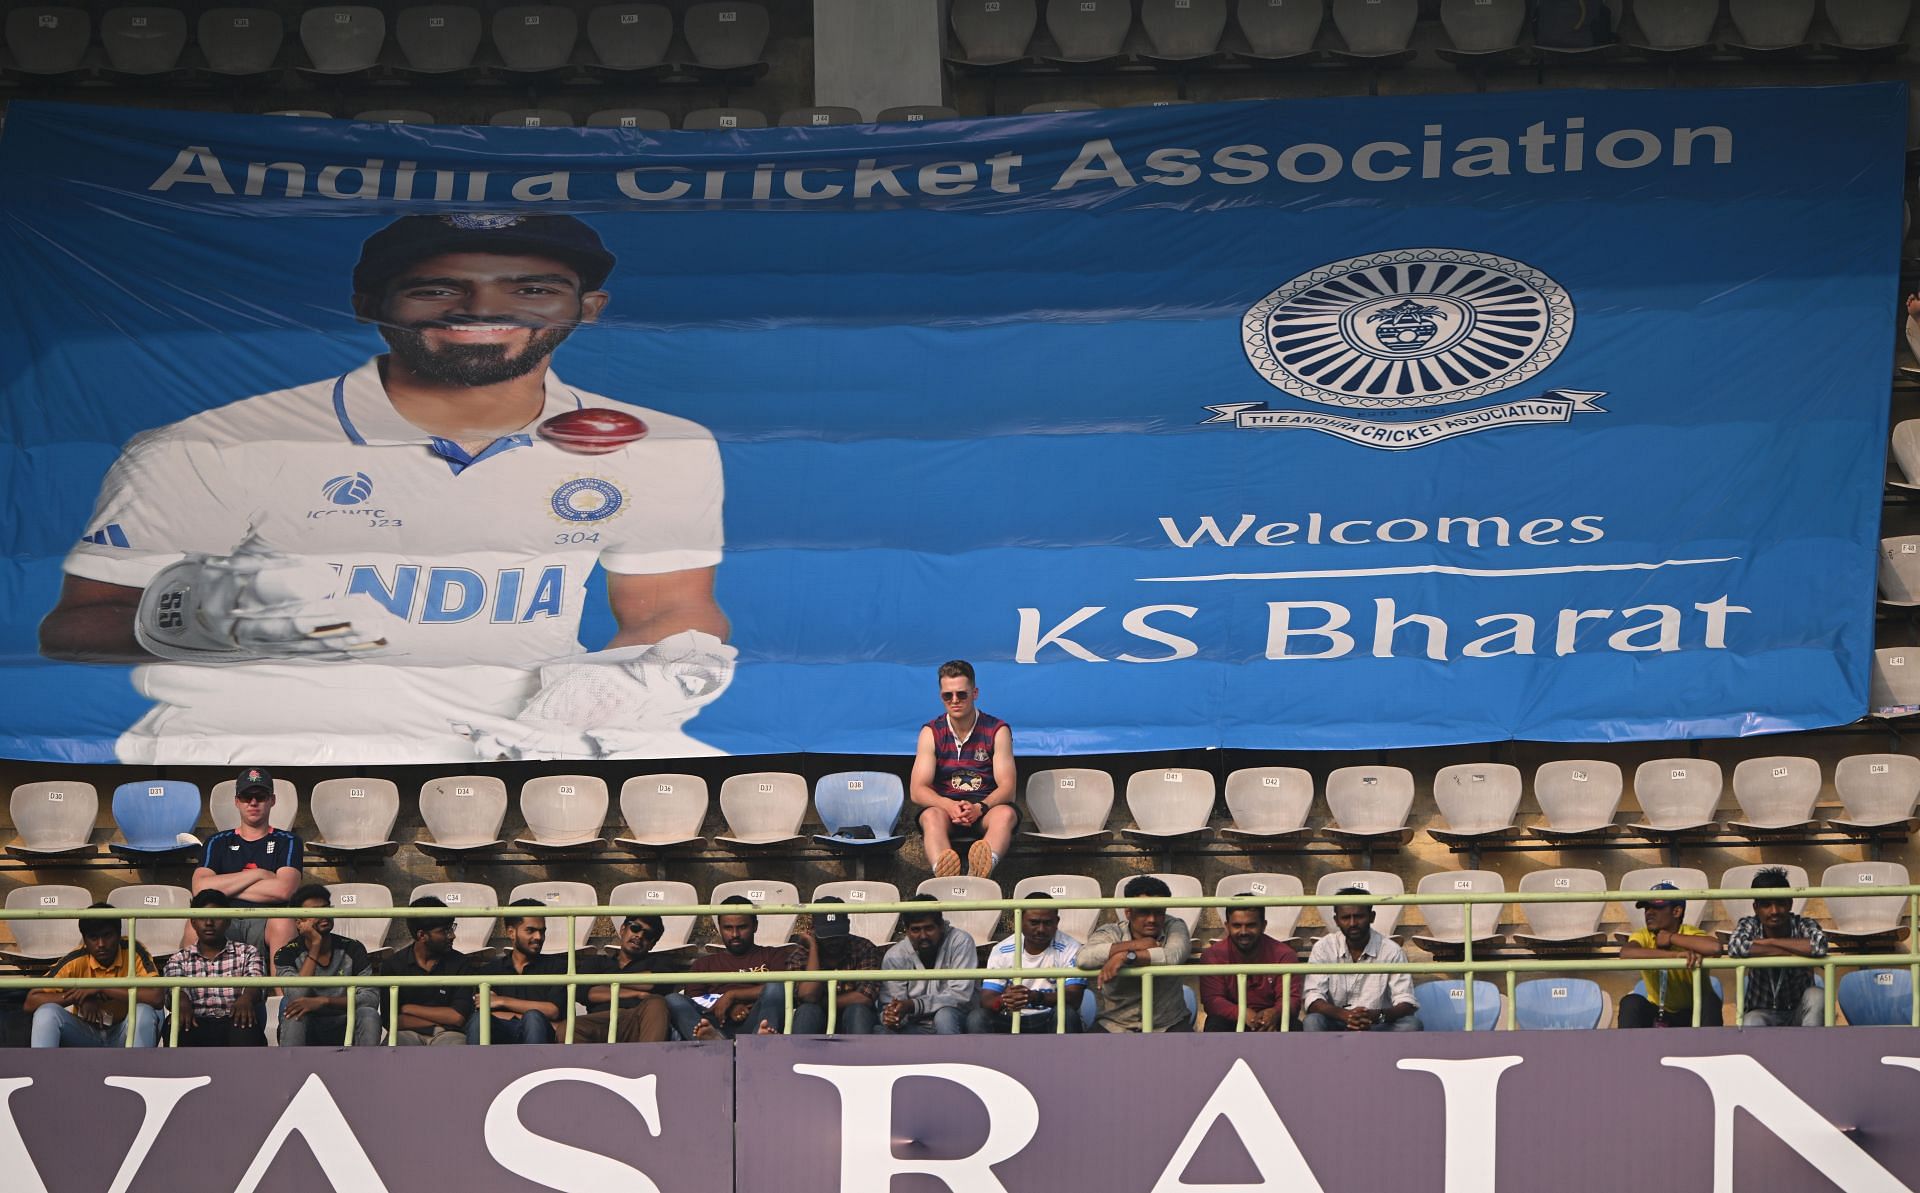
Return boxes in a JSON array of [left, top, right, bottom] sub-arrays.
[[1142, 0, 1228, 56], [1047, 0, 1133, 58], [779, 106, 863, 126], [1727, 0, 1815, 47], [1826, 0, 1910, 47], [684, 107, 768, 130], [494, 4, 578, 70], [878, 105, 958, 123], [102, 6, 189, 73], [588, 108, 672, 128], [683, 0, 769, 68], [491, 108, 574, 127], [1631, 0, 1718, 48], [587, 3, 672, 68], [300, 5, 385, 72], [1440, 0, 1523, 51], [1331, 0, 1416, 53], [199, 8, 284, 75], [6, 8, 92, 73], [1236, 0, 1324, 56], [951, 0, 1038, 61], [395, 5, 482, 72]]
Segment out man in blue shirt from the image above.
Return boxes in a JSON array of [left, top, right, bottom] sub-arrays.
[[190, 767, 303, 956]]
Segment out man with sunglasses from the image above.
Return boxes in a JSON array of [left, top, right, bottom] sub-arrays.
[[909, 659, 1019, 878], [189, 766, 303, 957], [1619, 882, 1724, 1027]]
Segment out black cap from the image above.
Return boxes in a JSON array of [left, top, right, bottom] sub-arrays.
[[352, 213, 616, 295], [236, 767, 275, 796], [812, 896, 850, 940]]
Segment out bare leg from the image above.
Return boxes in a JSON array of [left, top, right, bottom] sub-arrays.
[[263, 915, 296, 957], [970, 806, 1017, 876], [919, 806, 959, 876]]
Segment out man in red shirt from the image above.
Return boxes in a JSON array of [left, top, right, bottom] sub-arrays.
[[665, 896, 814, 1038], [1199, 900, 1302, 1032], [908, 660, 1018, 879]]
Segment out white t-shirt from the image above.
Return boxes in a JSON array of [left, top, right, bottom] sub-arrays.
[[64, 358, 723, 764], [982, 932, 1081, 1013]]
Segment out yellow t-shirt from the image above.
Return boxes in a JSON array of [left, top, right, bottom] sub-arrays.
[[36, 946, 158, 1023], [1628, 924, 1712, 1013]]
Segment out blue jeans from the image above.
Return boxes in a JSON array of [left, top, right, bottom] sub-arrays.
[[31, 1003, 159, 1048], [467, 1009, 554, 1045], [1303, 1011, 1422, 1032], [882, 1005, 967, 1035], [666, 984, 790, 1039], [790, 1000, 879, 1035], [965, 1004, 1081, 1034]]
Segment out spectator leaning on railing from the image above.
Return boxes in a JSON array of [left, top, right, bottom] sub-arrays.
[[1078, 875, 1194, 1033], [1726, 867, 1829, 1028], [1618, 882, 1724, 1028], [25, 904, 162, 1049]]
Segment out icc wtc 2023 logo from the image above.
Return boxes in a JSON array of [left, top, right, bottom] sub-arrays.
[[1208, 249, 1605, 450]]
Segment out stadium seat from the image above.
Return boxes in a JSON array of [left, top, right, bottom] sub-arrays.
[[1221, 766, 1314, 841], [716, 772, 807, 848], [4, 7, 91, 75], [588, 108, 673, 128], [198, 8, 283, 77], [1830, 754, 1920, 833], [1839, 969, 1913, 1026], [1512, 868, 1608, 945], [416, 774, 509, 860], [811, 881, 902, 947], [1125, 98, 1193, 106], [100, 7, 190, 74], [106, 884, 191, 944], [878, 105, 959, 123], [209, 777, 300, 833], [410, 882, 498, 954], [1436, 0, 1525, 62], [1013, 874, 1101, 943], [393, 5, 483, 74], [1628, 759, 1723, 836], [1620, 867, 1710, 935], [1821, 862, 1909, 939], [1891, 420, 1920, 491], [307, 777, 400, 858], [1725, 0, 1815, 50], [1413, 979, 1503, 1031], [1716, 863, 1809, 933], [1140, 0, 1227, 60], [1411, 871, 1505, 951], [109, 779, 201, 858], [508, 881, 599, 954], [491, 109, 574, 127], [812, 771, 905, 854], [1110, 873, 1203, 939], [7, 780, 98, 859], [1872, 648, 1920, 716], [683, 107, 767, 130], [1081, 982, 1194, 1029], [1726, 756, 1819, 834], [608, 880, 698, 950], [917, 876, 1003, 946], [1428, 763, 1522, 847], [1329, 0, 1416, 58], [1322, 765, 1414, 847], [1213, 873, 1305, 942], [1044, 0, 1133, 61], [708, 879, 799, 945], [1236, 0, 1324, 59], [1529, 759, 1623, 840], [1512, 978, 1608, 1029], [1316, 870, 1405, 936], [1629, 0, 1717, 51], [494, 4, 578, 71], [1822, 0, 1910, 52], [263, 110, 332, 119], [354, 110, 435, 124], [514, 775, 609, 854], [1024, 768, 1114, 841], [1531, 0, 1620, 57], [1880, 536, 1920, 605], [1121, 767, 1216, 843], [1022, 101, 1103, 113], [323, 883, 393, 955], [298, 5, 385, 74], [682, 0, 768, 70], [779, 106, 864, 127], [614, 774, 709, 851], [585, 3, 673, 71], [950, 0, 1038, 65], [3, 886, 92, 963]]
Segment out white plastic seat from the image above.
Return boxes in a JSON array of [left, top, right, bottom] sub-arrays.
[[1322, 765, 1414, 845], [514, 775, 610, 852], [7, 780, 98, 857], [1121, 767, 1216, 841], [1213, 873, 1305, 942], [1830, 754, 1920, 831], [1012, 875, 1101, 943], [1871, 648, 1920, 716], [198, 7, 284, 77], [1892, 419, 1920, 491], [1512, 869, 1608, 944], [490, 108, 573, 127], [1140, 0, 1227, 59], [683, 0, 770, 69], [507, 881, 599, 954], [1221, 767, 1314, 840], [1411, 871, 1506, 949], [1110, 873, 1203, 940], [409, 882, 499, 954], [877, 105, 958, 123], [105, 884, 191, 946], [209, 777, 300, 832], [811, 881, 902, 947], [778, 106, 863, 127], [1044, 0, 1133, 61], [1529, 760, 1623, 839], [1236, 0, 1324, 58], [417, 775, 508, 858], [916, 877, 1002, 946], [950, 0, 1038, 65], [1629, 759, 1723, 835], [683, 107, 768, 130], [323, 883, 393, 955], [615, 774, 710, 850], [1716, 864, 1809, 933], [1023, 769, 1114, 841], [1330, 0, 1416, 56], [608, 881, 699, 951], [298, 5, 384, 74], [1630, 0, 1717, 49], [1824, 0, 1911, 50], [1620, 868, 1709, 935], [1021, 101, 1102, 113], [1727, 757, 1820, 832], [716, 772, 807, 847], [1821, 862, 1909, 938], [308, 778, 400, 855], [1316, 871, 1406, 936], [1879, 536, 1920, 605], [586, 2, 672, 70], [588, 108, 672, 129], [1726, 0, 1815, 49], [493, 4, 578, 72], [1429, 763, 1522, 845], [4, 885, 92, 961], [1438, 0, 1524, 55], [708, 879, 799, 946]]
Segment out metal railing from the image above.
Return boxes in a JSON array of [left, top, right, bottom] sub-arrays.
[[2, 885, 1915, 1044]]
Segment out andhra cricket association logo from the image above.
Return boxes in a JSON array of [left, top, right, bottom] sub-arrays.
[[1211, 248, 1605, 450]]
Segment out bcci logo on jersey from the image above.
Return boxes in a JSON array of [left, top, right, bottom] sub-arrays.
[[550, 477, 625, 523], [1209, 249, 1605, 450]]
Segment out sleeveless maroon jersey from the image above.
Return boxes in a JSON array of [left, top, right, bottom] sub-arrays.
[[925, 712, 1007, 799]]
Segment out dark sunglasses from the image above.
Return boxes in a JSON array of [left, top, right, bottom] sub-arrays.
[[236, 792, 273, 802], [940, 691, 972, 702]]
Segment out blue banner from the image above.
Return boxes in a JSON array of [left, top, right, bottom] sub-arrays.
[[0, 87, 1900, 764]]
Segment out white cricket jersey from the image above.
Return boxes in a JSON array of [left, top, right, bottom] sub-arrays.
[[981, 932, 1081, 1011], [65, 357, 723, 764]]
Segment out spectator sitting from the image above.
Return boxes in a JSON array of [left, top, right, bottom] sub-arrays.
[[792, 897, 881, 1035], [968, 895, 1083, 1034], [164, 889, 266, 1046], [908, 659, 1019, 878], [1726, 868, 1826, 1027], [188, 766, 301, 957], [1301, 888, 1420, 1033], [274, 884, 382, 1047], [577, 913, 673, 1043], [1201, 899, 1303, 1032], [468, 899, 569, 1045], [1619, 882, 1724, 1027], [26, 905, 162, 1048], [1077, 875, 1194, 1033], [880, 894, 978, 1035], [667, 895, 809, 1039], [380, 896, 473, 1045]]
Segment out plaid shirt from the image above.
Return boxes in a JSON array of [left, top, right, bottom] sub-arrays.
[[164, 941, 264, 1020], [1726, 914, 1829, 1017]]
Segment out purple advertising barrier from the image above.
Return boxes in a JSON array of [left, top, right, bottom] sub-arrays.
[[0, 1041, 732, 1192], [737, 1030, 1920, 1192]]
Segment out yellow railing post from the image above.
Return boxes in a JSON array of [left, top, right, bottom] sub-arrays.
[[564, 909, 578, 1045], [1236, 973, 1248, 1032], [826, 979, 838, 1036], [1141, 972, 1154, 1033], [1463, 902, 1475, 1031], [478, 983, 492, 1045], [607, 983, 622, 1044], [389, 983, 400, 1047]]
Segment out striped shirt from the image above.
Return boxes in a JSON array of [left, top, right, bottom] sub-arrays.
[[1727, 913, 1828, 1017], [982, 932, 1082, 1014]]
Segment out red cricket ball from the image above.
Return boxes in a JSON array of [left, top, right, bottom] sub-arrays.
[[537, 408, 649, 455]]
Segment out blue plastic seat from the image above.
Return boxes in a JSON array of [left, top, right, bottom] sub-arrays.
[[1840, 969, 1913, 1026], [110, 779, 201, 854], [812, 771, 905, 852], [1513, 978, 1606, 1029], [1413, 979, 1503, 1031]]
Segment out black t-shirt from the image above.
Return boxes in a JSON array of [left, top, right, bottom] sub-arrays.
[[380, 946, 475, 1017], [474, 951, 571, 1014], [580, 950, 676, 1000]]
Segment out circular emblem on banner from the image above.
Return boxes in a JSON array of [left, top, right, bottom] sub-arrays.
[[322, 472, 374, 506], [1243, 249, 1572, 409], [550, 477, 625, 523], [442, 213, 526, 231]]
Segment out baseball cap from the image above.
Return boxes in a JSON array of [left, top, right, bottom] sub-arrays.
[[812, 896, 851, 940], [352, 213, 616, 295], [1635, 881, 1683, 909], [236, 766, 275, 797]]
